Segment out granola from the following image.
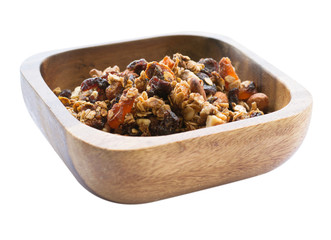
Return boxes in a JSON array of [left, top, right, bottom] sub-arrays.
[[53, 53, 269, 136]]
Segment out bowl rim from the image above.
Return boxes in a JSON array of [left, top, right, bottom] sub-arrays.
[[20, 32, 312, 151]]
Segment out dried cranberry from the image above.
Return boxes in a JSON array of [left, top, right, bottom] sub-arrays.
[[127, 59, 148, 75], [198, 58, 220, 76], [81, 77, 109, 91], [149, 110, 180, 136], [59, 89, 72, 98], [147, 76, 172, 99], [228, 88, 239, 111]]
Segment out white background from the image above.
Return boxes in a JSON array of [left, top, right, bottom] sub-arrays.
[[1, 0, 330, 239]]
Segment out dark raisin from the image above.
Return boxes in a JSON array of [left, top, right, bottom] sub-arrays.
[[147, 76, 172, 99], [119, 123, 141, 136], [123, 71, 138, 87], [228, 88, 239, 111], [105, 81, 123, 101], [250, 111, 263, 118], [81, 77, 109, 91], [145, 62, 164, 80], [149, 110, 180, 136], [196, 72, 209, 81], [207, 96, 218, 104], [203, 84, 217, 96], [127, 59, 148, 75], [247, 81, 256, 92], [85, 118, 105, 130], [59, 89, 72, 98], [198, 58, 220, 76]]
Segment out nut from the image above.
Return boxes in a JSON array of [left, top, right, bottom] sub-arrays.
[[206, 115, 225, 127], [188, 77, 207, 100], [214, 91, 228, 103], [247, 93, 269, 111], [183, 106, 195, 121]]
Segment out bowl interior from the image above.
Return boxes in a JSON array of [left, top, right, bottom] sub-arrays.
[[40, 35, 291, 113]]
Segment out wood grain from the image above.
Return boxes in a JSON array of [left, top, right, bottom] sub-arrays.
[[21, 33, 312, 203]]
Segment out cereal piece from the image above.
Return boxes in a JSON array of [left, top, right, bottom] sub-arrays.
[[53, 87, 62, 96]]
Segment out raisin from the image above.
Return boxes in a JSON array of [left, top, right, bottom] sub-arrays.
[[149, 110, 180, 136], [85, 118, 105, 130], [203, 84, 217, 96], [127, 59, 148, 75], [81, 77, 109, 91], [59, 89, 72, 98], [228, 88, 239, 111], [118, 123, 141, 136], [147, 76, 172, 99], [145, 61, 175, 82], [145, 62, 164, 79], [105, 81, 123, 101], [198, 58, 220, 76], [250, 111, 263, 118]]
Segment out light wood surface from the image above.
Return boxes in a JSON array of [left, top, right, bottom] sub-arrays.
[[20, 33, 312, 203]]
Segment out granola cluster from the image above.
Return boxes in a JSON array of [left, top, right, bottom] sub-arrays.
[[53, 53, 269, 136]]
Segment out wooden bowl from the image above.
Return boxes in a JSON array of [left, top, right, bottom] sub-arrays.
[[21, 33, 312, 204]]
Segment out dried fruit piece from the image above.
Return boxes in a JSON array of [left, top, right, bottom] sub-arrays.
[[127, 59, 148, 75], [81, 77, 109, 91], [219, 57, 239, 90], [149, 110, 180, 136], [198, 58, 220, 76], [196, 72, 213, 85], [146, 76, 172, 99], [105, 81, 123, 101], [160, 56, 175, 70], [228, 88, 239, 111], [145, 61, 175, 82], [238, 81, 257, 100], [107, 88, 138, 129], [59, 89, 72, 98], [203, 84, 217, 96]]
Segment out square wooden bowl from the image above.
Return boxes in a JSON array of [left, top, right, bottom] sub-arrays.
[[21, 33, 312, 204]]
